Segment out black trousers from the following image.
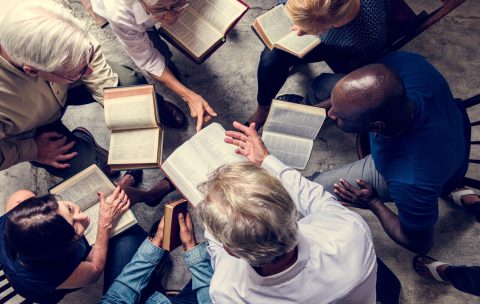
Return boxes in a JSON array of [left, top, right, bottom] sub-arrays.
[[445, 265, 480, 296], [376, 258, 401, 304]]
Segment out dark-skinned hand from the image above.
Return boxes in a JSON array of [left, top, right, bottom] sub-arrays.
[[333, 178, 381, 209]]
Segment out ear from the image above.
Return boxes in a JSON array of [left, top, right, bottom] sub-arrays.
[[371, 121, 386, 133], [22, 65, 40, 77]]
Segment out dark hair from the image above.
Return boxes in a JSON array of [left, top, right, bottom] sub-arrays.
[[4, 194, 78, 263]]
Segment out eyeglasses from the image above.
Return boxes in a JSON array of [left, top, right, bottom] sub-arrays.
[[51, 43, 94, 83], [140, 0, 190, 17]]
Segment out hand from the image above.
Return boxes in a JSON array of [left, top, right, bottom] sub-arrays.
[[98, 186, 130, 230], [333, 178, 381, 209], [224, 121, 270, 165], [178, 212, 196, 251], [291, 25, 307, 36], [35, 131, 77, 169], [150, 217, 165, 248], [184, 93, 217, 132]]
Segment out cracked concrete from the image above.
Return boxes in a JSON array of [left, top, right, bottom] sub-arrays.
[[0, 0, 479, 303]]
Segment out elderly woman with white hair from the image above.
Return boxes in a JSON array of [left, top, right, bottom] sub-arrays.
[[91, 0, 217, 132]]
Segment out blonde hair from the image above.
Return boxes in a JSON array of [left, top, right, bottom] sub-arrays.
[[197, 162, 298, 267], [0, 0, 90, 72], [286, 0, 356, 34]]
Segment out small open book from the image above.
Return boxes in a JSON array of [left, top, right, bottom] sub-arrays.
[[104, 85, 164, 170], [162, 199, 189, 251], [252, 5, 320, 58], [262, 100, 326, 170], [162, 123, 245, 206], [50, 164, 137, 246], [157, 0, 249, 63]]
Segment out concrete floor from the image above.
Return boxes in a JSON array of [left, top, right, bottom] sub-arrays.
[[0, 0, 479, 303]]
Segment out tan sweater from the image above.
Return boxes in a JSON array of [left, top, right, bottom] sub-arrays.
[[0, 37, 118, 170]]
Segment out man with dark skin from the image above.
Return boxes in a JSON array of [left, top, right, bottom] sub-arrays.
[[307, 52, 470, 254]]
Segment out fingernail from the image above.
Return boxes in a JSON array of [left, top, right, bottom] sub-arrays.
[[334, 183, 338, 187]]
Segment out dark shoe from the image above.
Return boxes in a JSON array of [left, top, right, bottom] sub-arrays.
[[145, 178, 176, 207], [157, 99, 187, 129], [276, 94, 304, 104], [72, 127, 120, 179], [124, 170, 143, 188]]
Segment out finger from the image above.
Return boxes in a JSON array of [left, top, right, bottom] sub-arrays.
[[196, 115, 204, 133], [98, 192, 106, 205], [235, 148, 247, 156], [356, 179, 370, 189], [51, 135, 68, 147], [203, 114, 212, 123], [185, 212, 193, 230], [339, 179, 360, 195], [120, 199, 130, 212], [178, 212, 187, 231], [231, 139, 246, 149], [53, 151, 78, 161], [57, 140, 76, 153], [41, 131, 63, 139], [203, 102, 217, 116], [333, 183, 355, 201], [225, 130, 247, 139], [112, 186, 121, 199], [159, 216, 165, 229], [50, 161, 71, 169], [115, 189, 126, 205], [232, 121, 250, 133]]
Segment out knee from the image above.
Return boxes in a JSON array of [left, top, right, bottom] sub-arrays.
[[259, 47, 287, 71], [109, 62, 147, 86]]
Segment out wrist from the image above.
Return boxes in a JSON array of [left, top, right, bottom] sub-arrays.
[[368, 197, 383, 211], [149, 236, 163, 248], [183, 241, 196, 251]]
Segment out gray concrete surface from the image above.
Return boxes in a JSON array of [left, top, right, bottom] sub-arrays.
[[0, 0, 479, 303]]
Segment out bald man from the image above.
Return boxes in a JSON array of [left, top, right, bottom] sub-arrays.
[[308, 51, 470, 254]]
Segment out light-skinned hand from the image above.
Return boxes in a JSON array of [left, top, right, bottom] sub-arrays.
[[184, 93, 217, 132], [150, 217, 165, 248], [98, 186, 130, 230], [35, 131, 77, 169], [224, 121, 270, 165], [178, 212, 196, 251]]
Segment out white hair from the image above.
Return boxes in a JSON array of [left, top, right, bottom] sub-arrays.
[[198, 162, 299, 267], [0, 0, 90, 72]]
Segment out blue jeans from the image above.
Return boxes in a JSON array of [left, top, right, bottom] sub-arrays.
[[100, 240, 213, 304]]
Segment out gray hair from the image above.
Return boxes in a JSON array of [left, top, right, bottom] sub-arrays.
[[0, 0, 90, 72], [198, 162, 298, 267]]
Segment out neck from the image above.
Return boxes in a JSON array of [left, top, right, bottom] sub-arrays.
[[254, 246, 298, 277], [379, 100, 416, 138]]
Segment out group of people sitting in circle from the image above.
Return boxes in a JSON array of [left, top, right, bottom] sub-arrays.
[[0, 0, 478, 302]]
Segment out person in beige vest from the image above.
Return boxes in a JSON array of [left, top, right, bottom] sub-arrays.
[[0, 0, 175, 200]]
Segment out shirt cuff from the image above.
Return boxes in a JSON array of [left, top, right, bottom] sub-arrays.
[[182, 241, 209, 267], [261, 154, 288, 175], [138, 238, 168, 264]]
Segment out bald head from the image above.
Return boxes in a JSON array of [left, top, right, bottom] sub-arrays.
[[329, 64, 407, 133]]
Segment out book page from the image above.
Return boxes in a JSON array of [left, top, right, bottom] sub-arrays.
[[108, 128, 160, 165], [162, 8, 223, 58], [162, 123, 245, 206], [262, 131, 312, 170], [264, 100, 326, 140], [50, 164, 115, 211], [104, 94, 157, 131], [256, 5, 293, 45], [83, 204, 137, 246], [276, 30, 321, 57], [189, 0, 247, 34]]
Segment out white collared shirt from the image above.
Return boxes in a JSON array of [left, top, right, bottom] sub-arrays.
[[205, 155, 377, 304], [91, 0, 166, 76]]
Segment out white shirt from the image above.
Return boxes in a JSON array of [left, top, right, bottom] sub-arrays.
[[205, 155, 377, 304], [91, 0, 166, 76]]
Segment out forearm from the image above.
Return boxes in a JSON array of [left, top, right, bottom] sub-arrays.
[[369, 200, 433, 254], [86, 225, 111, 276], [151, 68, 195, 101]]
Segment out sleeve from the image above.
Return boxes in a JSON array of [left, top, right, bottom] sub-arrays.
[[0, 125, 38, 170], [80, 36, 119, 106], [261, 155, 345, 216], [182, 242, 213, 304], [388, 182, 439, 231], [109, 21, 166, 78], [99, 238, 167, 304]]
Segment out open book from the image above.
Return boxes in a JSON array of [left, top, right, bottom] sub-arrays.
[[157, 0, 249, 64], [252, 5, 320, 58], [162, 123, 245, 206], [262, 100, 326, 170], [162, 199, 189, 251], [104, 85, 164, 170], [50, 164, 137, 246]]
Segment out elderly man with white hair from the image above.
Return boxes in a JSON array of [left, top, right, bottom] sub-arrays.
[[91, 0, 217, 132], [0, 0, 184, 180], [196, 121, 401, 304]]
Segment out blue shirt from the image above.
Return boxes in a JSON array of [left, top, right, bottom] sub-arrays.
[[321, 0, 388, 56], [0, 215, 91, 302], [100, 239, 213, 304], [370, 51, 468, 230]]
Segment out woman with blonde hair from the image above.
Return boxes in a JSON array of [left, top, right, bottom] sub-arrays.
[[248, 0, 389, 129]]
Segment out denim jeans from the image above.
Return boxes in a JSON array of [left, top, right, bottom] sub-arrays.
[[100, 240, 213, 304]]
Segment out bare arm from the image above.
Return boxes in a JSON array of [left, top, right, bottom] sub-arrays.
[[57, 187, 130, 289]]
